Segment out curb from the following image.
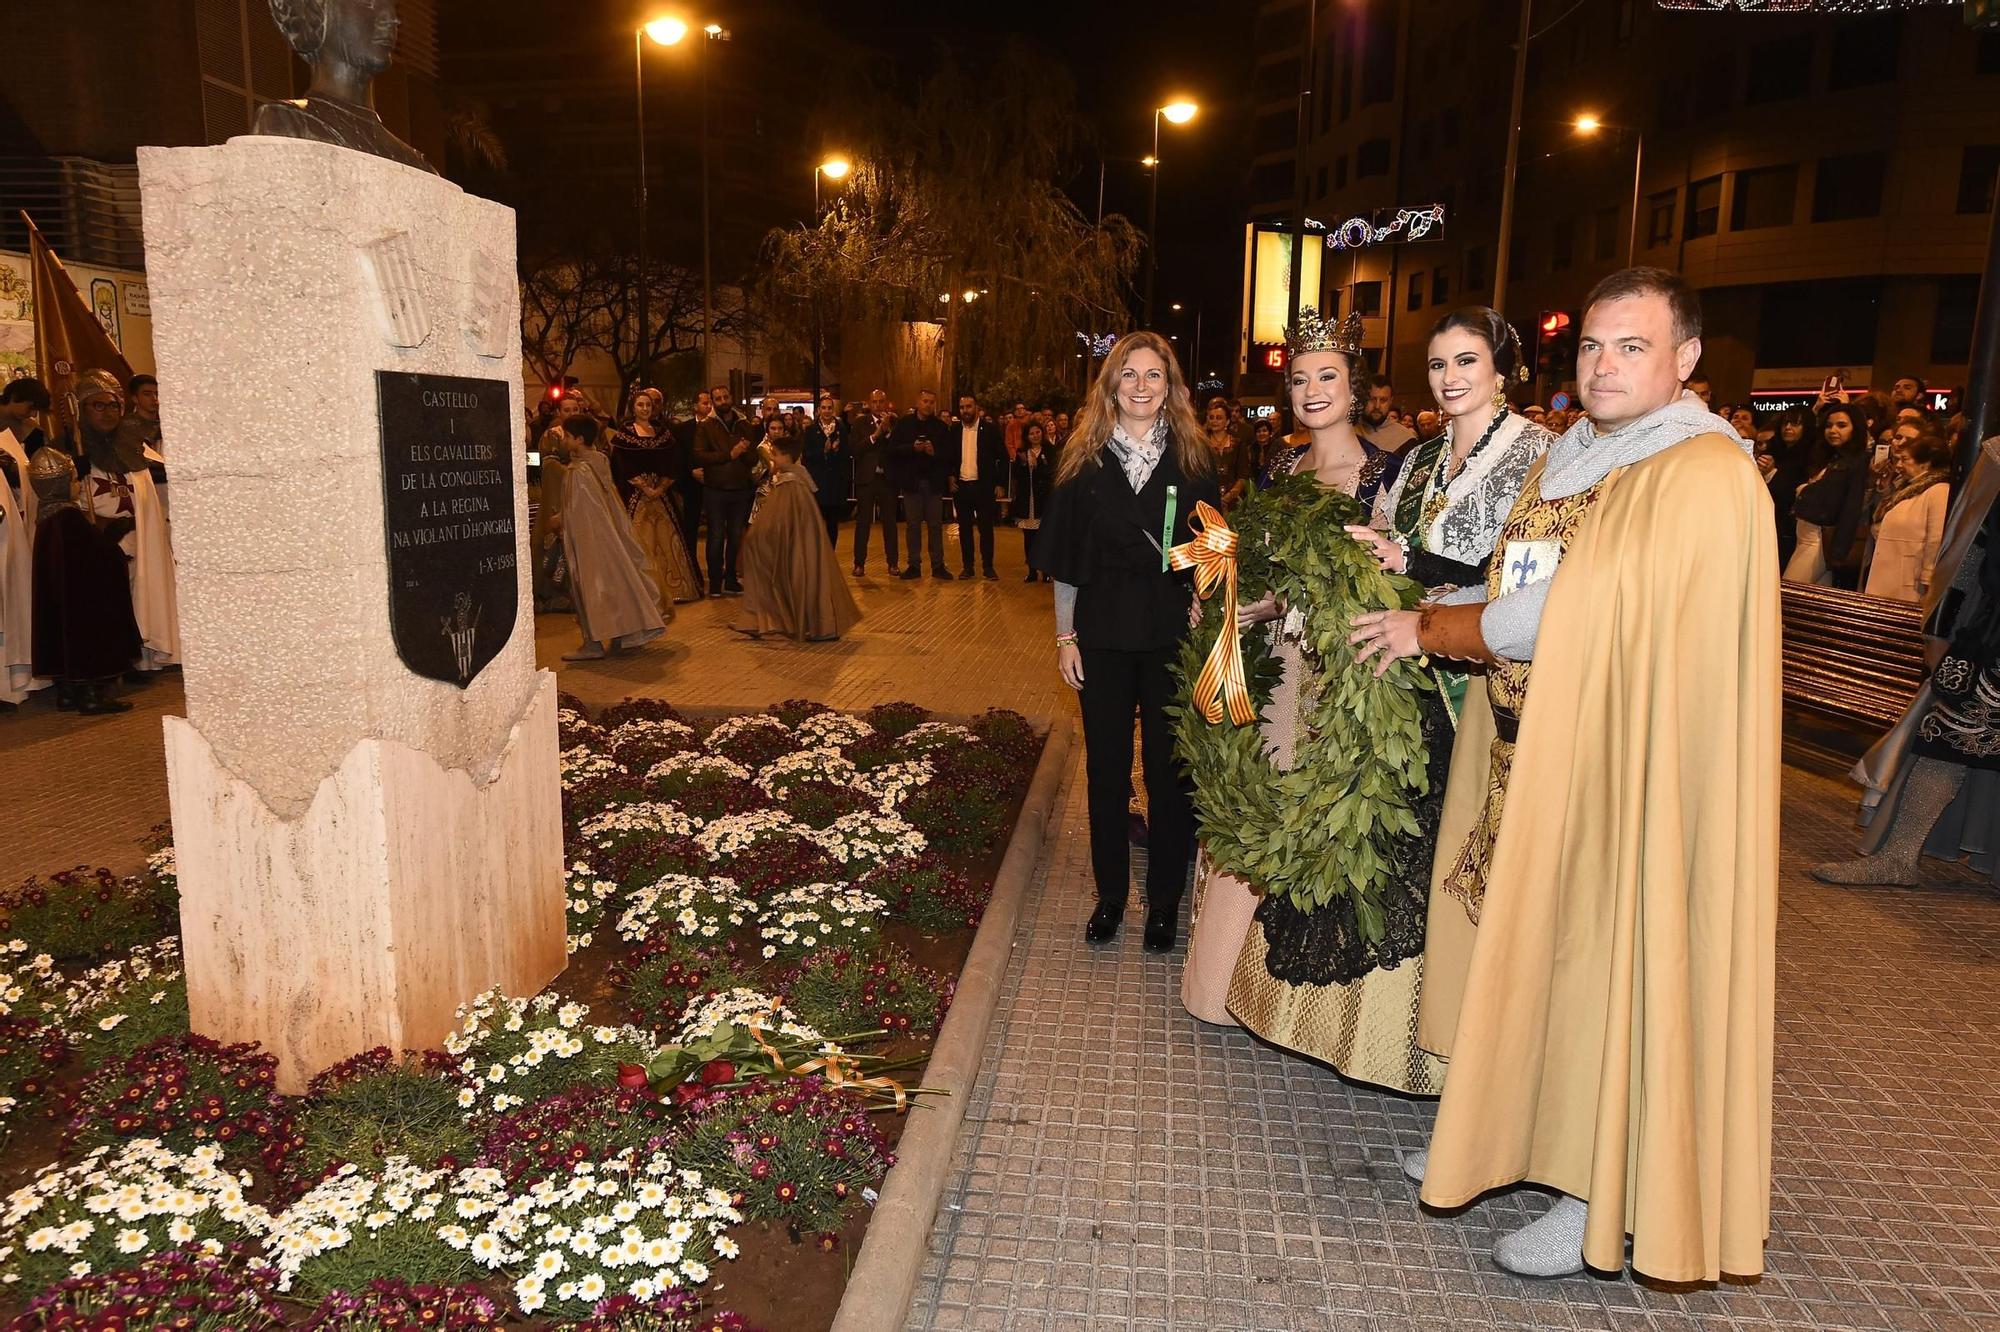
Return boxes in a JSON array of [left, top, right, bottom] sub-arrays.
[[828, 715, 1077, 1332]]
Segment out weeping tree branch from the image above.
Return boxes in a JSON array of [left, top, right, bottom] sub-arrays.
[[758, 42, 1141, 395]]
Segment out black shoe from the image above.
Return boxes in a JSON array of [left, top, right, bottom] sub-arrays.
[[78, 684, 132, 716], [851, 564, 864, 577], [1024, 571, 1038, 583], [898, 567, 921, 580], [1085, 901, 1123, 945], [983, 568, 998, 580], [722, 581, 745, 596], [54, 683, 80, 712], [960, 567, 975, 580], [932, 567, 956, 580], [1143, 912, 1177, 953]]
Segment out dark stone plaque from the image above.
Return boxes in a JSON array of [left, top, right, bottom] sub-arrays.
[[377, 371, 518, 687]]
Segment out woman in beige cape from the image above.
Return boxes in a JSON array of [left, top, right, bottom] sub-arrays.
[[555, 416, 667, 661], [733, 425, 860, 642]]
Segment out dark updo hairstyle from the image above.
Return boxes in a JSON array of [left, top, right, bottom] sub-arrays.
[[1428, 305, 1527, 384]]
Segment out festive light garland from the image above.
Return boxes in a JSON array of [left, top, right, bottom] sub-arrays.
[[1326, 204, 1447, 251]]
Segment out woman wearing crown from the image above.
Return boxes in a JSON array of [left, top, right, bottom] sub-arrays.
[[1179, 309, 1404, 1048], [1182, 305, 1553, 1099]]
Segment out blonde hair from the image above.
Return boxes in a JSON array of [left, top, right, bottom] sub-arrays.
[[1055, 331, 1212, 489]]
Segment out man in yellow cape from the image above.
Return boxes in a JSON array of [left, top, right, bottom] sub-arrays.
[[1351, 266, 1779, 1282]]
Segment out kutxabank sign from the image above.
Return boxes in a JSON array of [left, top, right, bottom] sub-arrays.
[[376, 371, 517, 687]]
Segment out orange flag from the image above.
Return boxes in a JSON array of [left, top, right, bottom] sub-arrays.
[[24, 211, 132, 440]]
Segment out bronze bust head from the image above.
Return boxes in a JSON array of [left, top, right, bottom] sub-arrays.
[[252, 0, 438, 174]]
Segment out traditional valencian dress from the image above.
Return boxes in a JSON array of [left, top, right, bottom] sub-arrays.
[[611, 426, 703, 608], [1419, 399, 1778, 1282], [737, 458, 860, 642], [561, 447, 667, 652], [1184, 438, 1487, 1095]]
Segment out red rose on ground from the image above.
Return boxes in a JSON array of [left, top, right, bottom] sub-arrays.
[[617, 1064, 651, 1089], [698, 1059, 737, 1086]]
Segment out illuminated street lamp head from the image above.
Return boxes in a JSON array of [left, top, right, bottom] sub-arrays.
[[1573, 113, 1602, 134], [643, 17, 688, 45], [1171, 302, 1183, 312], [818, 156, 851, 180], [962, 289, 980, 303], [1141, 155, 1159, 168], [703, 22, 723, 34], [1160, 100, 1199, 125]]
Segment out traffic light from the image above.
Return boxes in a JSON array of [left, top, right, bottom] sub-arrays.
[[1535, 310, 1577, 385], [744, 371, 765, 404], [545, 382, 565, 404]]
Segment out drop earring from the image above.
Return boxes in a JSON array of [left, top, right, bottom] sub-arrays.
[[1492, 384, 1509, 412]]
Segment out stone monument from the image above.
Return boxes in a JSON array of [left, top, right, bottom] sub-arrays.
[[136, 0, 564, 1092]]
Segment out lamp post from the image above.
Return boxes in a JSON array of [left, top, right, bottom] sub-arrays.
[[1170, 301, 1204, 379], [1491, 0, 1533, 314], [1144, 100, 1198, 327], [811, 155, 851, 402], [700, 23, 727, 389], [634, 18, 688, 391], [1574, 113, 1644, 265]]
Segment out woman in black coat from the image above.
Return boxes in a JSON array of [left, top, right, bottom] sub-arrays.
[[1037, 331, 1220, 951], [1010, 421, 1056, 582], [803, 396, 853, 546]]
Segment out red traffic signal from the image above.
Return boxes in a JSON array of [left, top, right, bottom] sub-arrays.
[[546, 383, 566, 402], [1540, 311, 1572, 335]]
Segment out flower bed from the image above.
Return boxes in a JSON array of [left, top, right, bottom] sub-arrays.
[[0, 698, 1042, 1332]]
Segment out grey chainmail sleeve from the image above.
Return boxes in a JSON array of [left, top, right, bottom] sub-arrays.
[[1479, 579, 1549, 660], [1054, 580, 1078, 637]]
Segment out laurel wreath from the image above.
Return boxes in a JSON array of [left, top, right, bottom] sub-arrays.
[[1172, 471, 1432, 938]]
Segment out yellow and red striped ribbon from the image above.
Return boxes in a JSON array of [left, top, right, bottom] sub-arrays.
[[1168, 501, 1257, 727]]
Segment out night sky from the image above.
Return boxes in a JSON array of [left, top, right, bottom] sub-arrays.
[[440, 0, 1256, 377]]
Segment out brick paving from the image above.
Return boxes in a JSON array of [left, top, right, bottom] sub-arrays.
[[6, 539, 1998, 1332]]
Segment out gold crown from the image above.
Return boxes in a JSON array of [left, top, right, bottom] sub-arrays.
[[1284, 307, 1365, 357]]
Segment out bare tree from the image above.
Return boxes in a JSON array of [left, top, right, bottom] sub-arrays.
[[759, 43, 1140, 396], [520, 255, 752, 402]]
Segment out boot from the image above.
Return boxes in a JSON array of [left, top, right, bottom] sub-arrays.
[[77, 682, 133, 715], [54, 682, 80, 712], [1492, 1196, 1588, 1278], [1811, 757, 1964, 887]]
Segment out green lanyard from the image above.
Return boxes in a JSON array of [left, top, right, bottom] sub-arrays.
[[1161, 485, 1178, 572]]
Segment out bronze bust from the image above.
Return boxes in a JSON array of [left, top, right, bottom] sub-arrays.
[[253, 0, 438, 174]]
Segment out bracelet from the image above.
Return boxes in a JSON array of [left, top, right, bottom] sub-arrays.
[[1055, 632, 1078, 648]]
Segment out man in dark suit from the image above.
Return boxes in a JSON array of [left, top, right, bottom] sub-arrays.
[[950, 392, 1008, 580], [889, 389, 954, 579], [849, 388, 900, 576], [692, 382, 755, 595]]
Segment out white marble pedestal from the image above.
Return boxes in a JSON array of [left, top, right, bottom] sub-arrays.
[[138, 138, 564, 1091]]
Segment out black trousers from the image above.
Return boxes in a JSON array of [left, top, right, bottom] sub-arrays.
[[1077, 645, 1194, 918], [954, 484, 999, 572], [703, 487, 752, 589], [902, 481, 948, 572], [853, 475, 899, 569], [818, 503, 844, 547]]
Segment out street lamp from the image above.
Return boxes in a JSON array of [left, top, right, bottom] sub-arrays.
[[1574, 112, 1644, 266], [1144, 99, 1198, 327], [811, 155, 852, 400], [634, 17, 690, 390]]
